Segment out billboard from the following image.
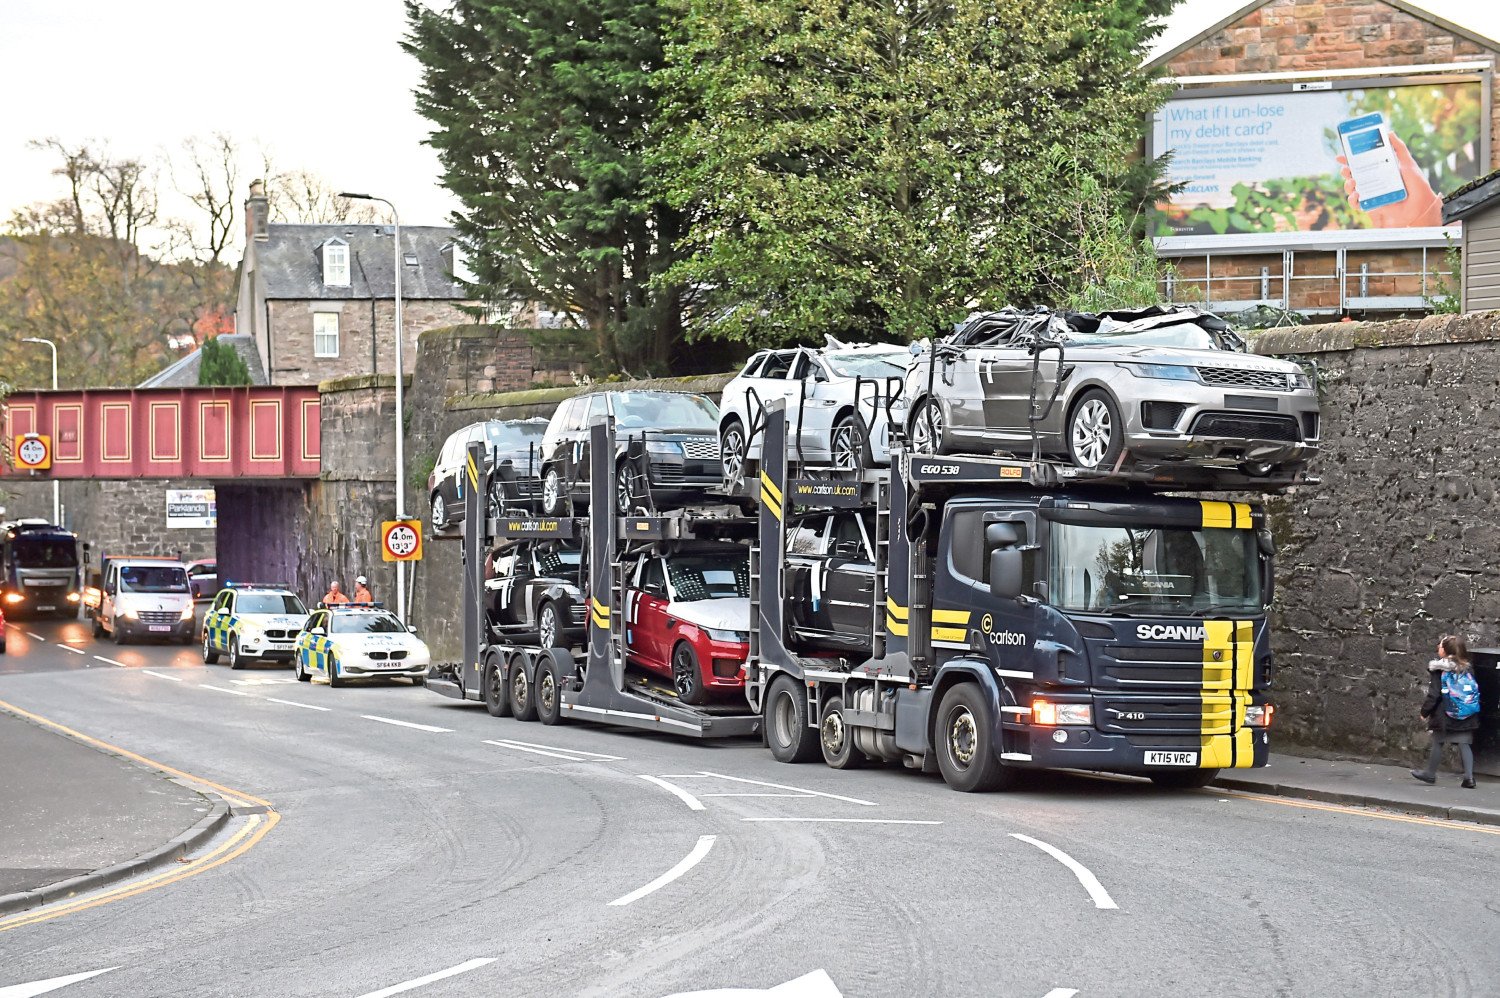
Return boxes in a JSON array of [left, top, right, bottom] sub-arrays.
[[166, 489, 216, 529], [1152, 78, 1487, 238]]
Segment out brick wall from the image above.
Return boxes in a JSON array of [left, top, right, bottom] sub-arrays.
[[1251, 309, 1500, 773], [1164, 247, 1454, 313], [265, 298, 475, 386]]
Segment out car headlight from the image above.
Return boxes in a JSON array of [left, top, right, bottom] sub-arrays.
[[1120, 363, 1197, 381], [645, 441, 683, 454], [180, 605, 196, 621], [1031, 701, 1092, 726], [1245, 704, 1275, 728], [1290, 372, 1312, 390], [119, 607, 137, 619], [704, 627, 750, 643]]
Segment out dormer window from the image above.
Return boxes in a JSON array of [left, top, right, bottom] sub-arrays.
[[322, 239, 350, 287]]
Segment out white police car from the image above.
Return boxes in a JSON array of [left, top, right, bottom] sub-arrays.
[[294, 604, 431, 687], [202, 584, 310, 669]]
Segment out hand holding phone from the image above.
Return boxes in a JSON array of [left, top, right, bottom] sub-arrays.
[[1335, 115, 1442, 228]]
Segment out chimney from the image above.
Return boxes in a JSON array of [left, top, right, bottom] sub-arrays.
[[246, 179, 270, 242]]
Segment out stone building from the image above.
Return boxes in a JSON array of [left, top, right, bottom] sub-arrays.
[[233, 181, 479, 386], [1149, 0, 1498, 318]]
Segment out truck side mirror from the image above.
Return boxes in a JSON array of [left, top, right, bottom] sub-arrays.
[[985, 523, 1020, 548], [989, 548, 1022, 600]]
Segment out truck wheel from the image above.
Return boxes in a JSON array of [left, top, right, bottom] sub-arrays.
[[509, 658, 538, 722], [228, 637, 244, 670], [202, 631, 220, 664], [328, 654, 346, 688], [536, 657, 565, 725], [820, 695, 866, 770], [483, 656, 510, 717], [1150, 769, 1221, 790], [765, 674, 820, 763], [934, 682, 1014, 792], [672, 642, 710, 706]]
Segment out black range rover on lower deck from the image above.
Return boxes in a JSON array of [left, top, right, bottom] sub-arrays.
[[538, 390, 724, 515]]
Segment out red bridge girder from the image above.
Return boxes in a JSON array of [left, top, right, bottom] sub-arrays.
[[2, 387, 321, 480]]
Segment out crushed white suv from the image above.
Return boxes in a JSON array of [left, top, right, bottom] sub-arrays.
[[717, 341, 910, 487]]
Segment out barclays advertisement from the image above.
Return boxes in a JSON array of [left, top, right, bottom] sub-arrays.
[[1151, 79, 1486, 237]]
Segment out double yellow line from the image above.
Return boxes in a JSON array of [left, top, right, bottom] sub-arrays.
[[0, 699, 279, 933]]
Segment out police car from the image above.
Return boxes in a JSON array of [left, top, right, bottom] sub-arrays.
[[202, 584, 310, 669], [294, 604, 431, 687]]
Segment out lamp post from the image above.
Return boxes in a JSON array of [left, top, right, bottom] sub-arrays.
[[20, 337, 60, 525], [338, 192, 408, 622]]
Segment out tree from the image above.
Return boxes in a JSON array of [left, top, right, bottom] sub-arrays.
[[198, 336, 252, 386], [654, 0, 1176, 346], [403, 0, 692, 374]]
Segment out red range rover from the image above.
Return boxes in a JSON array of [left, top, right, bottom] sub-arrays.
[[621, 548, 750, 705]]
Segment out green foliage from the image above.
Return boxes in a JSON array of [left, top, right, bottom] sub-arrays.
[[1054, 166, 1166, 313], [1425, 238, 1462, 314], [653, 0, 1176, 346], [403, 0, 688, 374], [197, 336, 252, 386]]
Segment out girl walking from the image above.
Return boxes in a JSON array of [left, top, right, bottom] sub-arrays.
[[1411, 635, 1480, 789]]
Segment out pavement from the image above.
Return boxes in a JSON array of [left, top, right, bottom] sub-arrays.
[[4, 617, 1500, 996], [0, 708, 223, 905]]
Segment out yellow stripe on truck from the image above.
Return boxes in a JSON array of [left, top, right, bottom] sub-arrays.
[[1200, 693, 1257, 768], [1199, 500, 1252, 529]]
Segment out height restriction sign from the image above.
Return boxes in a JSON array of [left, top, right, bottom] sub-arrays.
[[13, 434, 52, 471], [381, 519, 423, 562]]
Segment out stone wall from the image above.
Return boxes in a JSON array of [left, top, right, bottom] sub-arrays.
[[0, 478, 215, 567], [1252, 310, 1500, 772], [265, 298, 474, 386]]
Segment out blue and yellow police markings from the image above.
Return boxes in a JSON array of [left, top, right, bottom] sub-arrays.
[[203, 611, 241, 653], [296, 630, 338, 680]]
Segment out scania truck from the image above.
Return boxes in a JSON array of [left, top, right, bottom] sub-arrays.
[[0, 519, 84, 619], [438, 403, 1282, 792]]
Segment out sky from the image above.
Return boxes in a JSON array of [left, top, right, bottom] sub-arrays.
[[2, 0, 1499, 258]]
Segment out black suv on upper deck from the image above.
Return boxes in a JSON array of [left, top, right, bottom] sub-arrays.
[[538, 390, 724, 515]]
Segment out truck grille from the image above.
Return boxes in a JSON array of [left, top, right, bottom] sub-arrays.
[[139, 610, 181, 625], [1189, 412, 1301, 442], [1095, 696, 1235, 736], [1199, 367, 1290, 391]]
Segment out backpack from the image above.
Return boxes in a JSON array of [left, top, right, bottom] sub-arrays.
[[1442, 671, 1481, 720]]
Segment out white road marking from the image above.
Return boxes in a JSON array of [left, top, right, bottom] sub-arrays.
[[482, 739, 622, 762], [200, 684, 255, 697], [663, 968, 843, 997], [267, 698, 331, 711], [493, 737, 623, 761], [698, 771, 877, 807], [142, 670, 183, 682], [54, 645, 85, 655], [608, 834, 717, 906], [229, 677, 298, 686], [699, 793, 816, 798], [1010, 833, 1119, 910], [0, 967, 118, 997], [361, 715, 453, 733], [353, 958, 498, 998], [657, 774, 710, 779], [639, 775, 706, 811], [25, 631, 45, 640], [741, 818, 942, 825], [1042, 990, 1080, 998], [94, 655, 127, 667]]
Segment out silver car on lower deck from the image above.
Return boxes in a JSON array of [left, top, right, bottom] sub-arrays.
[[899, 306, 1320, 474]]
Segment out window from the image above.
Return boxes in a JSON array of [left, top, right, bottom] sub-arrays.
[[313, 312, 340, 358], [322, 240, 350, 287], [739, 354, 767, 378], [639, 557, 666, 594]]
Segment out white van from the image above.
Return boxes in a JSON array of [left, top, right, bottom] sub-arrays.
[[91, 558, 196, 645]]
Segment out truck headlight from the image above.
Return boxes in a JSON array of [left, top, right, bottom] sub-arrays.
[[1032, 701, 1092, 726], [119, 607, 136, 619], [180, 605, 196, 621], [3, 593, 23, 605], [1245, 704, 1275, 728]]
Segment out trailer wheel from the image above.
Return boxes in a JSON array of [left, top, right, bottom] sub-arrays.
[[819, 695, 866, 770], [483, 655, 510, 717], [1149, 769, 1221, 790], [934, 682, 1014, 792], [509, 657, 538, 722], [765, 674, 819, 763], [536, 655, 565, 725]]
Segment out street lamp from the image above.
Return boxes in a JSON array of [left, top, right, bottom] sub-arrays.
[[338, 192, 408, 622], [20, 337, 60, 525]]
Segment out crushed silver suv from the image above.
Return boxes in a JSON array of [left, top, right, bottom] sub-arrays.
[[898, 305, 1319, 475]]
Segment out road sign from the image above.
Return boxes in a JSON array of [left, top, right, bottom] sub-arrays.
[[381, 519, 423, 562], [13, 434, 52, 470]]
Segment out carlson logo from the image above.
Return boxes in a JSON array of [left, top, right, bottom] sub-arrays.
[[1136, 624, 1207, 641]]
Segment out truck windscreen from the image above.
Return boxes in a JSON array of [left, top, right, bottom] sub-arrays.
[[118, 566, 190, 594], [13, 537, 77, 568], [1049, 522, 1260, 615]]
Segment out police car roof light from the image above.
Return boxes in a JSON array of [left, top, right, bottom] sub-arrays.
[[226, 582, 292, 590]]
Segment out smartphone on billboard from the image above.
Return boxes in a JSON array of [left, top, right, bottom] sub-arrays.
[[1337, 112, 1408, 211]]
